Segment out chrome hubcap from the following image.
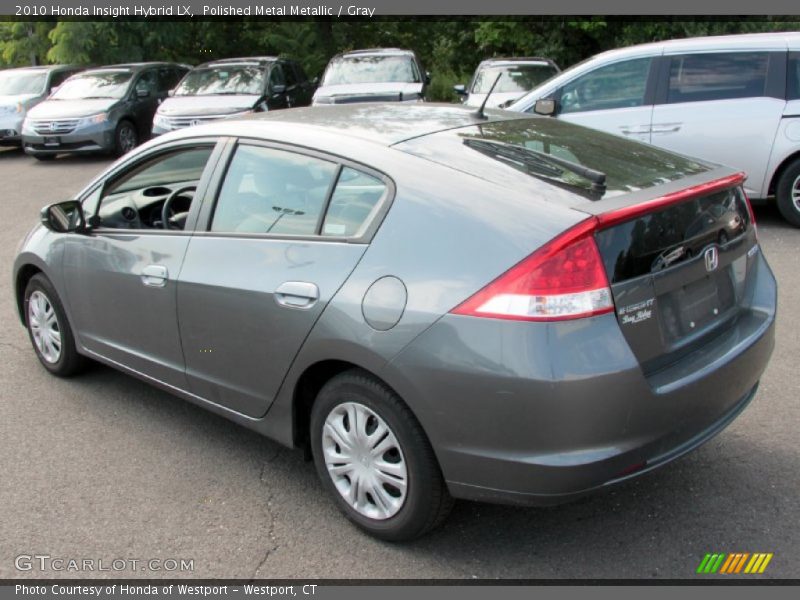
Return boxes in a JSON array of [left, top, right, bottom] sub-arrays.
[[322, 402, 408, 520], [119, 126, 136, 152], [792, 174, 800, 211], [28, 291, 61, 364]]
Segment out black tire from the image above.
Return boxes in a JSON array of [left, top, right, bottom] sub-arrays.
[[310, 370, 453, 541], [32, 154, 56, 161], [776, 158, 800, 228], [23, 273, 87, 377], [113, 120, 138, 157]]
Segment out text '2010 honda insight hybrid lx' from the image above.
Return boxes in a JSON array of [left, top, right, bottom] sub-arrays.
[[13, 104, 776, 541]]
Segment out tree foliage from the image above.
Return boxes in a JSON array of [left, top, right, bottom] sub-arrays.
[[2, 18, 799, 99]]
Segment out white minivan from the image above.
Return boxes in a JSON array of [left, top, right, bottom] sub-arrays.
[[507, 32, 800, 226]]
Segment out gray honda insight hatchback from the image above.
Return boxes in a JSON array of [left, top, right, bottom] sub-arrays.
[[13, 104, 776, 540]]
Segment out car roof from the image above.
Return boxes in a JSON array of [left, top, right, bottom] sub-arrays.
[[89, 62, 184, 73], [0, 65, 78, 73], [161, 103, 528, 147], [479, 57, 556, 66], [199, 56, 279, 68], [336, 48, 415, 59], [591, 31, 800, 61]]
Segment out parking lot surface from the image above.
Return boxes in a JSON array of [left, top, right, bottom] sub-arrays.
[[0, 146, 798, 579]]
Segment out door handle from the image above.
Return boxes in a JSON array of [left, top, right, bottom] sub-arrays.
[[275, 281, 319, 309], [141, 264, 168, 287], [651, 123, 682, 134], [619, 125, 651, 136]]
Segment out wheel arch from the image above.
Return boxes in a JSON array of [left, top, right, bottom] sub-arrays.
[[767, 150, 800, 197], [15, 263, 44, 324]]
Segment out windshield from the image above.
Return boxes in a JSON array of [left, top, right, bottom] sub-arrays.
[[0, 71, 47, 96], [322, 55, 420, 85], [174, 66, 265, 96], [472, 64, 558, 94], [51, 72, 133, 100]]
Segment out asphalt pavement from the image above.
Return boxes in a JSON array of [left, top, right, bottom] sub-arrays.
[[0, 146, 798, 580]]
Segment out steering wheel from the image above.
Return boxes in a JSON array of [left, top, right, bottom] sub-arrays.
[[161, 186, 196, 230]]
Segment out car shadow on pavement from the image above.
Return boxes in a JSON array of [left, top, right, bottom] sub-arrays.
[[58, 361, 795, 579]]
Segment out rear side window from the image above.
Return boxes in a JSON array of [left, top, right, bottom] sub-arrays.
[[211, 145, 337, 235], [284, 63, 298, 87], [559, 58, 652, 114], [322, 168, 387, 237], [269, 64, 285, 90], [789, 53, 800, 101], [666, 52, 769, 104]]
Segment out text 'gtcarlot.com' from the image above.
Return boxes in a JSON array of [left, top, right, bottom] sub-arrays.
[[14, 554, 194, 573]]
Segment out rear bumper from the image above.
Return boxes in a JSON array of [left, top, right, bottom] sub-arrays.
[[387, 251, 777, 505], [0, 115, 23, 145]]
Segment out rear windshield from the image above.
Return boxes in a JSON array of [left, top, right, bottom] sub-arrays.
[[396, 118, 710, 199], [472, 64, 558, 94], [175, 66, 264, 96], [322, 55, 420, 85]]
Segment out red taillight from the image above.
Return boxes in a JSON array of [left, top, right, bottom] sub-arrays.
[[451, 219, 613, 322], [741, 187, 758, 238]]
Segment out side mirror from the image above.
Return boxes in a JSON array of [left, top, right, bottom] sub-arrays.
[[48, 85, 60, 97], [424, 71, 431, 85], [533, 98, 557, 116], [167, 88, 176, 97], [136, 87, 150, 98], [271, 84, 287, 95], [40, 200, 86, 234], [453, 84, 467, 96]]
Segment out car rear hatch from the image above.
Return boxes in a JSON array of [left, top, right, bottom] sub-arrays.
[[586, 172, 759, 376]]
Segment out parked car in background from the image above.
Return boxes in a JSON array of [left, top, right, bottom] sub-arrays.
[[454, 57, 559, 108], [312, 48, 429, 105], [507, 32, 800, 226], [15, 104, 774, 540], [22, 62, 189, 160], [152, 57, 314, 135], [0, 65, 83, 146]]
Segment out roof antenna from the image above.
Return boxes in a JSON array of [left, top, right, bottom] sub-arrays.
[[473, 72, 503, 120]]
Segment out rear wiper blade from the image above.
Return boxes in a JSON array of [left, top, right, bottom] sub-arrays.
[[463, 138, 607, 198]]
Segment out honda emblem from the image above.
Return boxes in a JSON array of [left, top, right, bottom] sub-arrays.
[[704, 246, 719, 272]]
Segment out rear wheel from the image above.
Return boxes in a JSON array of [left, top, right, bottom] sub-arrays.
[[113, 120, 138, 157], [310, 370, 453, 541], [24, 274, 86, 376], [776, 158, 800, 227]]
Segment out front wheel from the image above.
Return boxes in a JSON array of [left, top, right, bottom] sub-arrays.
[[113, 120, 138, 157], [776, 158, 800, 227], [24, 274, 86, 376], [310, 370, 452, 541]]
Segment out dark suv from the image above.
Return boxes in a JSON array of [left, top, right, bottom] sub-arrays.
[[22, 62, 189, 160], [152, 57, 314, 135]]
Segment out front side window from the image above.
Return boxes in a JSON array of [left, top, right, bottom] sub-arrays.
[[174, 66, 265, 96], [95, 146, 214, 230], [269, 65, 286, 90], [559, 58, 652, 114], [666, 52, 769, 104], [211, 145, 337, 235], [472, 64, 558, 94], [322, 56, 420, 85]]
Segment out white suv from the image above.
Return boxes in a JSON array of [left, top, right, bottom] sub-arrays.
[[508, 32, 800, 226]]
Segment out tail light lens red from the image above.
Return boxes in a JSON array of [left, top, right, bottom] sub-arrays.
[[451, 219, 613, 321], [451, 173, 747, 323]]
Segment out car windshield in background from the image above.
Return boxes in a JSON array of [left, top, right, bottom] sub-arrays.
[[397, 118, 710, 198], [174, 66, 265, 96], [472, 65, 558, 93], [322, 56, 421, 85], [51, 72, 133, 100], [0, 71, 47, 95]]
